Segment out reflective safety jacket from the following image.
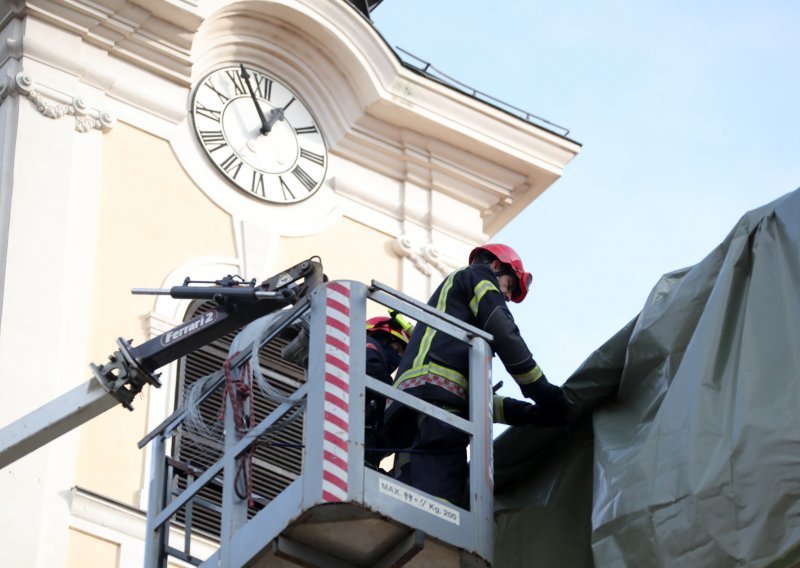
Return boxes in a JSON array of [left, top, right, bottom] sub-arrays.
[[390, 263, 545, 414], [366, 336, 395, 386], [365, 336, 398, 437]]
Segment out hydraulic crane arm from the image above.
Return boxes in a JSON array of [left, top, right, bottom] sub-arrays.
[[0, 258, 324, 470]]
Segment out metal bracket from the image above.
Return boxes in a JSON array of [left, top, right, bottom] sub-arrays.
[[90, 337, 162, 410], [272, 536, 358, 568], [374, 530, 425, 568]]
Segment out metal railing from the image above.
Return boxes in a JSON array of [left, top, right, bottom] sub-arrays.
[[141, 280, 495, 567], [396, 47, 571, 137]]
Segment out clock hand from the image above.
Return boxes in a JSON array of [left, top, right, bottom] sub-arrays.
[[263, 94, 297, 131], [264, 107, 285, 131], [239, 64, 271, 135]]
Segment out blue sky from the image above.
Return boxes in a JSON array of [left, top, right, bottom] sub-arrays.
[[372, 1, 800, 394]]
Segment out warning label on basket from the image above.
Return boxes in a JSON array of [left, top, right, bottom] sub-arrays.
[[378, 477, 460, 526]]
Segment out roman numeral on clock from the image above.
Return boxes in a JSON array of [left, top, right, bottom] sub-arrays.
[[195, 103, 221, 122], [254, 74, 273, 100], [199, 130, 226, 152], [299, 148, 325, 166], [220, 153, 242, 180], [204, 79, 229, 104], [251, 171, 265, 197], [292, 165, 317, 192], [279, 176, 295, 201], [226, 69, 248, 96]]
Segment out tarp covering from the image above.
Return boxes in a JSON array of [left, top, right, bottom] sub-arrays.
[[493, 188, 800, 567]]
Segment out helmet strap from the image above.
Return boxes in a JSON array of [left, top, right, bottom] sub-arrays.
[[491, 260, 519, 296]]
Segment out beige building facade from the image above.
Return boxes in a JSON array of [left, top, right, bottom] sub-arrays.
[[0, 1, 579, 565]]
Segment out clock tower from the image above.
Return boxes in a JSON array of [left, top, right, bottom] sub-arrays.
[[0, 0, 580, 565]]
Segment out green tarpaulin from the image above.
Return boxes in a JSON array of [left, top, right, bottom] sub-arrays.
[[494, 188, 800, 567]]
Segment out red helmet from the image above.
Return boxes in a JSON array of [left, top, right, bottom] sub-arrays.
[[469, 243, 532, 303], [366, 316, 411, 344]]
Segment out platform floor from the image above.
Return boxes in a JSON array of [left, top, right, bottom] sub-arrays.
[[248, 503, 487, 568]]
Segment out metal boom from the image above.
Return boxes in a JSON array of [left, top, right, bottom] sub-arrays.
[[0, 258, 324, 469]]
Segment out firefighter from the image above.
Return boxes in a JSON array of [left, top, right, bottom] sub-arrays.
[[384, 243, 570, 505], [364, 312, 413, 469]]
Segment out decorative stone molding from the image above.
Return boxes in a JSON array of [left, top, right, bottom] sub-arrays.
[[19, 0, 197, 85], [69, 486, 218, 560], [0, 72, 116, 132], [393, 235, 454, 277]]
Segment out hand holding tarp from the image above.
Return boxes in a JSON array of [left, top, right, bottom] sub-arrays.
[[520, 377, 570, 413]]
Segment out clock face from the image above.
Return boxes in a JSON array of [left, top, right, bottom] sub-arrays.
[[191, 65, 328, 204]]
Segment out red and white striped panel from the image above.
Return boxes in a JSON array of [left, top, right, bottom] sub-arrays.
[[321, 281, 351, 503]]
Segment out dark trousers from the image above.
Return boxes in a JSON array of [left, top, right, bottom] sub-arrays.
[[395, 414, 470, 506]]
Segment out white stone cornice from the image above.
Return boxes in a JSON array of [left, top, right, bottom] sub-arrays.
[[22, 0, 198, 84], [333, 119, 512, 243], [0, 71, 116, 132]]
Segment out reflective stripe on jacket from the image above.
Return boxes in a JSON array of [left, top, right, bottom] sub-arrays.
[[392, 263, 543, 411]]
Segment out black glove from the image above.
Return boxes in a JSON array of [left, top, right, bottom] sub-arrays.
[[519, 377, 569, 412], [501, 397, 568, 428], [523, 404, 569, 428]]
